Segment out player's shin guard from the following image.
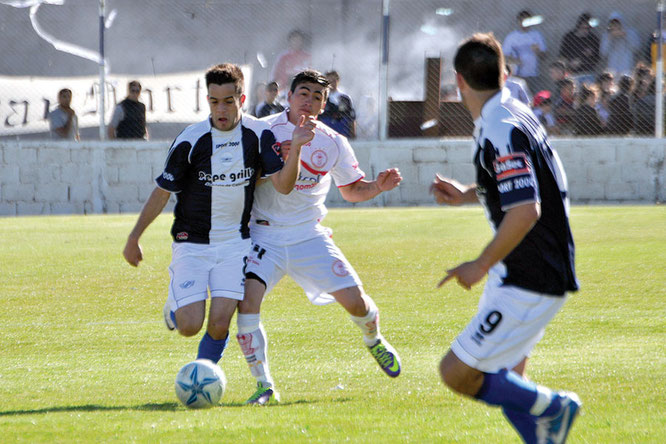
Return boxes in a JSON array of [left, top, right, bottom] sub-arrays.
[[350, 297, 380, 346], [503, 407, 537, 443], [475, 369, 562, 417], [196, 332, 229, 364], [236, 313, 273, 387]]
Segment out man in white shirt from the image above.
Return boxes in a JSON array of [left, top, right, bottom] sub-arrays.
[[48, 88, 79, 141], [503, 10, 547, 95], [236, 70, 403, 405]]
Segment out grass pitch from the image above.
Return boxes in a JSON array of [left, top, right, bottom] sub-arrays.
[[0, 206, 664, 443]]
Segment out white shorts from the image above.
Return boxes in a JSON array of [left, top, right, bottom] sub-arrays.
[[451, 272, 567, 373], [167, 238, 251, 310], [245, 231, 362, 305]]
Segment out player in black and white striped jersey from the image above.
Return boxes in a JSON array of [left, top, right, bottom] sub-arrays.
[[123, 63, 314, 369]]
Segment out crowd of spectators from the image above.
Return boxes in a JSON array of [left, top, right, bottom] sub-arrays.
[[47, 12, 664, 141], [504, 9, 664, 136]]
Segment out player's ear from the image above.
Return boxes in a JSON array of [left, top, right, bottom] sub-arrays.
[[455, 72, 468, 91], [240, 94, 246, 105]]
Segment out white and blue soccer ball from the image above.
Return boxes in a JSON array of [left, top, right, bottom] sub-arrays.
[[174, 359, 227, 409]]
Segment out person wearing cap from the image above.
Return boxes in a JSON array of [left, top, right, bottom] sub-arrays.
[[502, 9, 547, 95], [532, 90, 558, 135], [600, 11, 640, 76]]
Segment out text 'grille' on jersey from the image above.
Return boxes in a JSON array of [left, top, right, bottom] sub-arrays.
[[155, 115, 283, 244], [474, 88, 578, 296]]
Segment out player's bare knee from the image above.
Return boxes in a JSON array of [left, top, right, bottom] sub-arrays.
[[206, 320, 230, 340], [439, 351, 482, 396], [177, 322, 202, 337]]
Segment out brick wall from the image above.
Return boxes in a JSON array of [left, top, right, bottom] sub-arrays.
[[1, 138, 663, 216]]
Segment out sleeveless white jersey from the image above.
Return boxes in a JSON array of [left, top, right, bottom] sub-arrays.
[[252, 110, 364, 227]]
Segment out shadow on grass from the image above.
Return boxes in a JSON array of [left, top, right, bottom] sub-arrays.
[[0, 402, 180, 416], [0, 397, 350, 416]]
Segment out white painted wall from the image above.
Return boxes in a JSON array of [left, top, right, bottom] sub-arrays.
[[1, 138, 664, 216]]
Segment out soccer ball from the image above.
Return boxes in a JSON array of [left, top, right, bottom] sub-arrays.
[[174, 359, 227, 409]]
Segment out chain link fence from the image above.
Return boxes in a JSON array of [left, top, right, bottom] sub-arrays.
[[0, 0, 662, 141]]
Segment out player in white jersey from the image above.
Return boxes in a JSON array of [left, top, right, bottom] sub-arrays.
[[123, 64, 315, 368], [235, 70, 403, 405], [431, 34, 580, 444]]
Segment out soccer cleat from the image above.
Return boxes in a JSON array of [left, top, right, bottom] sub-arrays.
[[163, 302, 176, 331], [536, 391, 582, 444], [245, 382, 280, 405], [368, 336, 401, 378]]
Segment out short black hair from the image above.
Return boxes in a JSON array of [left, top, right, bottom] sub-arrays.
[[576, 13, 591, 27], [597, 72, 614, 83], [550, 60, 567, 71], [205, 63, 244, 94], [618, 75, 634, 93], [128, 80, 141, 90], [290, 70, 330, 93], [517, 10, 532, 20], [579, 84, 597, 103], [453, 33, 504, 91], [266, 81, 279, 91]]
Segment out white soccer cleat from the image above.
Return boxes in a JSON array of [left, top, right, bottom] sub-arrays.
[[536, 391, 582, 444]]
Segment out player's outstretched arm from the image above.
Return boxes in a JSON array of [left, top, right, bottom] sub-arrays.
[[339, 168, 402, 203], [123, 187, 171, 267], [438, 202, 540, 290], [270, 115, 315, 194], [430, 174, 478, 206]]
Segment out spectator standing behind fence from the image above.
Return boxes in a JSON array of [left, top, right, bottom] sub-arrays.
[[633, 79, 657, 135], [554, 78, 576, 135], [595, 72, 615, 129], [600, 12, 640, 76], [256, 82, 285, 118], [558, 13, 600, 85], [319, 71, 357, 138], [631, 62, 654, 104], [532, 90, 558, 135], [574, 84, 603, 136], [48, 88, 79, 141], [607, 75, 634, 135], [271, 29, 312, 99], [544, 60, 568, 97], [108, 81, 148, 140], [502, 10, 547, 95]]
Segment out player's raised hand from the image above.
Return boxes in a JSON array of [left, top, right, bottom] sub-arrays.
[[437, 260, 486, 290], [376, 168, 402, 191], [291, 115, 316, 149], [123, 237, 143, 267], [430, 174, 467, 206]]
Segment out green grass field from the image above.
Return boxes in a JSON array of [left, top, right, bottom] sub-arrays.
[[0, 206, 664, 443]]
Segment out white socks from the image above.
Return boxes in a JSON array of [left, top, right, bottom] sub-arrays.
[[350, 297, 380, 346], [236, 313, 273, 388]]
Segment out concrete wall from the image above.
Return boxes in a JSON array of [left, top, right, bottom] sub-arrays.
[[1, 138, 664, 216]]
